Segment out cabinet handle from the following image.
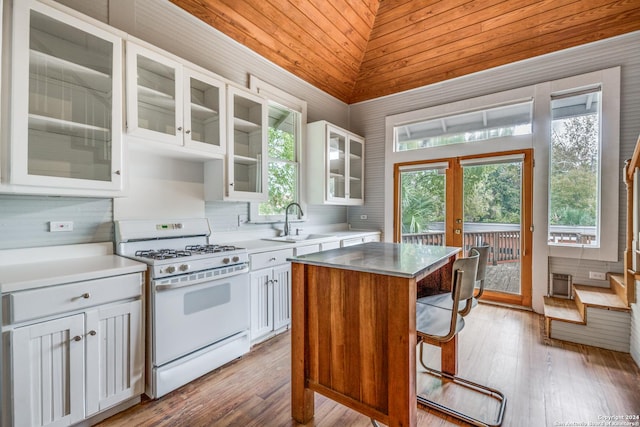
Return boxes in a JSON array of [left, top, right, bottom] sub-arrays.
[[73, 336, 82, 342], [82, 292, 91, 299], [88, 330, 97, 336]]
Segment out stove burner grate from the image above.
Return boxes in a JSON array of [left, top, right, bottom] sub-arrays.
[[184, 244, 241, 254], [135, 249, 192, 260]]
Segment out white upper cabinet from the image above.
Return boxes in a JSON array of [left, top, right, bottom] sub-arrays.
[[225, 85, 267, 200], [307, 121, 364, 205], [125, 41, 225, 157], [6, 0, 124, 194]]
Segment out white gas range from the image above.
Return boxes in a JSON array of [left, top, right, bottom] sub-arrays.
[[115, 218, 250, 399]]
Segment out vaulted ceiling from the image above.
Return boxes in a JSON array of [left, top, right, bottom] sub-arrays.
[[170, 0, 640, 104]]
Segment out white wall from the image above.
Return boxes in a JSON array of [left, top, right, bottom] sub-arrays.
[[52, 0, 351, 230], [349, 31, 640, 316]]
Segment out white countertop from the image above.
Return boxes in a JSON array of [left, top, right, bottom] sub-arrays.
[[236, 230, 381, 253], [0, 243, 148, 293]]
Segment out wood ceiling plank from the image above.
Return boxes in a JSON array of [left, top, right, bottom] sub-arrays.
[[252, 0, 361, 75], [350, 6, 640, 102], [171, 0, 354, 101], [364, 0, 531, 64], [305, 0, 371, 52], [356, 0, 636, 83], [372, 0, 445, 29], [284, 0, 369, 66]]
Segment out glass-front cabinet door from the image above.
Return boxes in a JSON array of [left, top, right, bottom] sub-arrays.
[[327, 127, 347, 200], [184, 68, 225, 154], [348, 134, 364, 203], [306, 121, 365, 206], [10, 0, 123, 191], [226, 86, 267, 200], [126, 42, 182, 146]]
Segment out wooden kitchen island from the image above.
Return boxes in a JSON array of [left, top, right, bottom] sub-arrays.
[[289, 242, 461, 427]]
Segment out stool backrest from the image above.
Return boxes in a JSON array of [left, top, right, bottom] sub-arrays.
[[451, 250, 480, 314], [468, 245, 489, 299]]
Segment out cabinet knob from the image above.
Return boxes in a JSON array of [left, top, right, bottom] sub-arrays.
[[82, 292, 91, 299], [88, 330, 97, 336], [177, 126, 183, 131], [269, 257, 276, 262], [114, 170, 121, 175], [273, 279, 278, 284], [73, 336, 82, 342], [185, 129, 191, 134]]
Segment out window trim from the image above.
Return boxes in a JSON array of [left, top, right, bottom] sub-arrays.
[[248, 76, 307, 224], [384, 67, 621, 263], [544, 68, 620, 261]]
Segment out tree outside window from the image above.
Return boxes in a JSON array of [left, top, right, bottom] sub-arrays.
[[258, 105, 300, 216]]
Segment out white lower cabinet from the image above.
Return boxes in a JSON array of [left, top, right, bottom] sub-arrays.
[[249, 248, 293, 344], [8, 274, 144, 427], [250, 264, 291, 344]]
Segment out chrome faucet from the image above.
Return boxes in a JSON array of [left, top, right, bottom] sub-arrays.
[[284, 202, 304, 236]]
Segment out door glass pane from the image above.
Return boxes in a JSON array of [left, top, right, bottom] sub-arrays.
[[328, 130, 346, 199], [399, 167, 446, 246], [28, 10, 113, 181], [136, 55, 176, 136], [189, 77, 220, 147], [463, 160, 522, 295]]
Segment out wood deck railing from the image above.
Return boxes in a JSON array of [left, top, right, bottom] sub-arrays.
[[402, 230, 521, 265]]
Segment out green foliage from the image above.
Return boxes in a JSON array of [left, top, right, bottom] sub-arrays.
[[400, 169, 445, 233], [259, 127, 297, 215]]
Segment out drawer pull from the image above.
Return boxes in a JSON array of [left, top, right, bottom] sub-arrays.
[[82, 293, 91, 299], [88, 330, 97, 336], [72, 336, 82, 342]]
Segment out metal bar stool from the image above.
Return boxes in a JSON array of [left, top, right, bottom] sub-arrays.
[[415, 250, 507, 427]]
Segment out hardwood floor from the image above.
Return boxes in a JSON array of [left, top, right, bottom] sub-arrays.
[[96, 304, 640, 426]]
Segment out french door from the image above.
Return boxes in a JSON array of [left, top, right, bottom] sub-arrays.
[[395, 150, 533, 307]]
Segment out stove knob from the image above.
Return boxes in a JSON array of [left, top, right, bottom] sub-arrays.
[[165, 266, 176, 274], [232, 256, 240, 263], [179, 264, 190, 272], [222, 257, 230, 264]]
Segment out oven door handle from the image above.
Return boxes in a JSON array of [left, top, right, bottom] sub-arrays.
[[154, 267, 248, 291]]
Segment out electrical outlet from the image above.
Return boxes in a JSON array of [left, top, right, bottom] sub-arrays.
[[588, 271, 606, 280], [49, 221, 73, 232], [360, 214, 368, 220]]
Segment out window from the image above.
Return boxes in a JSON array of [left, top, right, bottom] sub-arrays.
[[548, 89, 601, 247], [394, 101, 532, 152], [259, 103, 300, 215], [249, 76, 307, 222]]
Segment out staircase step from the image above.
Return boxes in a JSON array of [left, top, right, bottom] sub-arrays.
[[543, 296, 583, 324], [609, 273, 628, 306], [573, 284, 630, 312]]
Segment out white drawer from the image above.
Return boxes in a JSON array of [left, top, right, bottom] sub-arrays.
[[341, 237, 364, 247], [320, 240, 340, 251], [250, 248, 293, 270], [363, 234, 380, 243], [10, 273, 142, 324], [295, 244, 320, 256]]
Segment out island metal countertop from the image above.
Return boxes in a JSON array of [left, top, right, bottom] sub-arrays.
[[287, 242, 461, 278]]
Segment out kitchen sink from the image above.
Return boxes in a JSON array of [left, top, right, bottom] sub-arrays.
[[262, 234, 336, 243]]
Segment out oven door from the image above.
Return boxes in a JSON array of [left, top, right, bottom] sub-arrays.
[[152, 272, 249, 366]]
